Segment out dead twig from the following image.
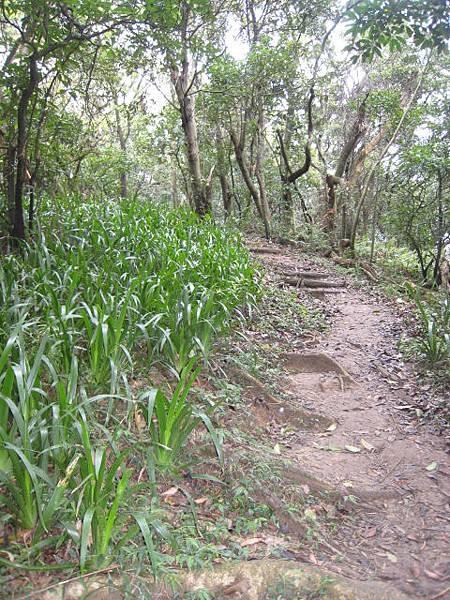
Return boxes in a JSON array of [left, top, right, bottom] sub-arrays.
[[16, 564, 121, 599], [427, 585, 450, 600]]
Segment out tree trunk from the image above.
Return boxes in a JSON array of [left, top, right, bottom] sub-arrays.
[[4, 143, 16, 230], [277, 87, 314, 235], [325, 174, 337, 236], [170, 3, 211, 217], [281, 184, 295, 232], [432, 170, 444, 285], [120, 172, 128, 198], [230, 129, 271, 238], [255, 108, 271, 235], [28, 184, 35, 234], [350, 63, 429, 250], [115, 107, 128, 198], [174, 80, 210, 216], [12, 53, 39, 241], [219, 173, 232, 219], [171, 162, 179, 207], [216, 128, 232, 219]]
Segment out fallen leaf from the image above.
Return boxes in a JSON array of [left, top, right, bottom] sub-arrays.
[[365, 527, 377, 538], [385, 551, 398, 563], [194, 497, 208, 505], [0, 549, 15, 561], [426, 461, 438, 471], [326, 423, 337, 432], [345, 445, 361, 453], [304, 508, 316, 521], [360, 438, 375, 451], [240, 537, 265, 547], [161, 486, 179, 498], [134, 410, 146, 431], [424, 568, 443, 580], [410, 563, 421, 578], [315, 443, 342, 452], [273, 443, 281, 454]]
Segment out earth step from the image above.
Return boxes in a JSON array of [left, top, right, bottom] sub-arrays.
[[279, 270, 331, 279], [284, 277, 345, 288], [308, 287, 346, 297], [248, 246, 282, 255]]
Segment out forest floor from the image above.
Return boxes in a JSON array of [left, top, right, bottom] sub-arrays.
[[197, 239, 450, 600]]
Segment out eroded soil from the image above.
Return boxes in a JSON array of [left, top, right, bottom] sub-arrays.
[[242, 242, 450, 600]]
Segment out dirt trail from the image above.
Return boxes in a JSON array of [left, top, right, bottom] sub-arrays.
[[249, 243, 450, 600]]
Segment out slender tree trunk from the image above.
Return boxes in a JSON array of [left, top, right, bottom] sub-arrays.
[[115, 107, 128, 198], [281, 184, 294, 232], [280, 97, 295, 231], [432, 171, 444, 285], [255, 108, 271, 233], [230, 129, 270, 238], [4, 144, 16, 229], [12, 53, 39, 241], [28, 184, 35, 234], [174, 79, 210, 215], [350, 59, 429, 250], [325, 174, 337, 235], [171, 162, 179, 207], [170, 3, 210, 217], [277, 87, 314, 235], [219, 173, 232, 219], [216, 128, 232, 219]]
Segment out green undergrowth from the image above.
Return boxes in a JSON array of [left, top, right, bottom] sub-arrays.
[[0, 196, 262, 591], [355, 237, 419, 282]]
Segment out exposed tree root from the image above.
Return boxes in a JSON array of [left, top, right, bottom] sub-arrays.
[[281, 352, 357, 388], [331, 256, 379, 282], [181, 559, 410, 599], [283, 276, 345, 289], [33, 559, 412, 600]]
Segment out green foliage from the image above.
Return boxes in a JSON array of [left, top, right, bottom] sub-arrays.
[[139, 359, 223, 473], [0, 335, 77, 533], [346, 0, 449, 61], [1, 197, 258, 377], [0, 197, 256, 572], [411, 290, 450, 364], [75, 412, 132, 571]]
